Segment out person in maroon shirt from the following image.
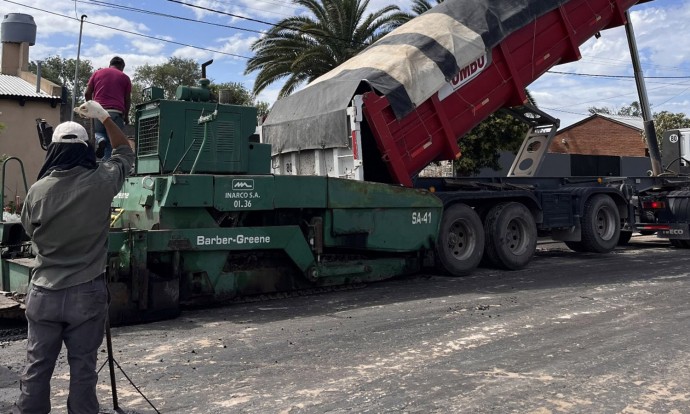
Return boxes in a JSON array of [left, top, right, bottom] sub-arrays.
[[85, 56, 132, 160]]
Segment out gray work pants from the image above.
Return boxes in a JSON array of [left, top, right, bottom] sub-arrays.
[[13, 275, 108, 414]]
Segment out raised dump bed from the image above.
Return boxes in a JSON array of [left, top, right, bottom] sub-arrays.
[[264, 0, 644, 186]]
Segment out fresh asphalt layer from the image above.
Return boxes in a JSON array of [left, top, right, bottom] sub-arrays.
[[1, 235, 689, 413]]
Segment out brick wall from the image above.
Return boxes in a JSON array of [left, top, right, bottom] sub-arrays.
[[549, 117, 647, 157]]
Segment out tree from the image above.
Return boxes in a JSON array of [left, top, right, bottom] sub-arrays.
[[652, 111, 690, 140], [588, 102, 690, 147], [131, 60, 269, 122], [588, 101, 641, 117], [132, 57, 201, 102], [130, 57, 201, 122], [211, 82, 271, 119], [245, 0, 402, 97], [211, 82, 255, 106], [393, 0, 444, 23], [28, 55, 93, 105], [454, 111, 533, 176], [255, 101, 270, 120]]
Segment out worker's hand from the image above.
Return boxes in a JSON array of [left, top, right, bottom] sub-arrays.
[[74, 100, 110, 123]]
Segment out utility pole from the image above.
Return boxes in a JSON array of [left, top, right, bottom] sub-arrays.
[[71, 14, 87, 122]]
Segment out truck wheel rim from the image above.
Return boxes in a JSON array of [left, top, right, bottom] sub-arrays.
[[447, 219, 475, 260], [596, 206, 616, 240], [505, 218, 529, 254]]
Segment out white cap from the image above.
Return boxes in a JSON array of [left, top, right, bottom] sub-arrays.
[[52, 121, 89, 146]]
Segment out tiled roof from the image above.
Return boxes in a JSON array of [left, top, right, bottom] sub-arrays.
[[597, 113, 644, 130], [0, 74, 59, 99], [559, 113, 644, 134]]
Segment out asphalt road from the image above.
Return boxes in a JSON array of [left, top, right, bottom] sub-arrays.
[[2, 236, 690, 413]]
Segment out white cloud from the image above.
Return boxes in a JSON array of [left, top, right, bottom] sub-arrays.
[[130, 39, 166, 55], [213, 33, 258, 60], [236, 0, 302, 21], [529, 2, 690, 127], [255, 86, 280, 106], [172, 46, 213, 61], [180, 0, 237, 20], [3, 0, 689, 126]]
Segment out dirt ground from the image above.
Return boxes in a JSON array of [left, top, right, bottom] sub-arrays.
[[2, 236, 690, 413]]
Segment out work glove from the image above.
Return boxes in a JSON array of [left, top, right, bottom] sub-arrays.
[[74, 100, 110, 123]]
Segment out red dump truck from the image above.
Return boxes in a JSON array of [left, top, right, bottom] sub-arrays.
[[263, 0, 686, 275]]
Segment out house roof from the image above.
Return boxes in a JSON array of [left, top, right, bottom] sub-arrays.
[[558, 113, 644, 134], [0, 74, 60, 100]]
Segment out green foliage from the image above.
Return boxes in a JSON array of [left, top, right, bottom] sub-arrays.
[[245, 0, 402, 97], [588, 101, 641, 117], [392, 0, 444, 23], [653, 111, 690, 140], [28, 55, 94, 105], [131, 60, 270, 122], [130, 57, 201, 122], [210, 82, 271, 119], [454, 112, 528, 176], [211, 82, 254, 106], [255, 101, 270, 119], [587, 106, 613, 115], [133, 57, 201, 101], [587, 101, 690, 147]]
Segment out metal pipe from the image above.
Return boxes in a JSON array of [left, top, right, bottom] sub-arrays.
[[71, 15, 87, 122], [624, 10, 662, 176], [105, 314, 119, 410], [191, 110, 217, 174], [35, 61, 41, 94]]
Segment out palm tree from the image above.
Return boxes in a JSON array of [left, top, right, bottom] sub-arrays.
[[393, 0, 444, 24], [245, 0, 402, 98]]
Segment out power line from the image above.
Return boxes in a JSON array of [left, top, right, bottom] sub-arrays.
[[541, 106, 590, 117], [216, 0, 303, 11], [3, 0, 252, 59], [166, 0, 286, 29], [580, 56, 688, 73], [547, 70, 690, 79], [7, 1, 689, 82], [82, 0, 264, 36], [153, 0, 299, 18], [165, 0, 370, 45]]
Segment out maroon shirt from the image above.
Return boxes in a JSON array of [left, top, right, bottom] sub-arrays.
[[86, 67, 132, 113]]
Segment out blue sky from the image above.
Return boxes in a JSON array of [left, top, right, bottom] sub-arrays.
[[1, 0, 689, 128]]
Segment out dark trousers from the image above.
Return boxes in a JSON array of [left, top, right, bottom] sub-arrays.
[[93, 111, 126, 161], [13, 275, 108, 414]]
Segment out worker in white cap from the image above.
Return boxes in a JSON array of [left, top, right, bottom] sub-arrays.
[[13, 100, 134, 414]]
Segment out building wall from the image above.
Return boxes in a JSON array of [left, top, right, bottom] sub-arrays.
[[549, 117, 647, 157], [0, 99, 60, 206]]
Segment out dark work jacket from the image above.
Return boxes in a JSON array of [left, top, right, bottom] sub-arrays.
[[21, 145, 134, 289]]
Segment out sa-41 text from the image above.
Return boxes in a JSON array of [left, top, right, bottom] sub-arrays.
[[412, 211, 432, 224]]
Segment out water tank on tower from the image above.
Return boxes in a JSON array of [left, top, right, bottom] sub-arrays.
[[1, 13, 36, 45]]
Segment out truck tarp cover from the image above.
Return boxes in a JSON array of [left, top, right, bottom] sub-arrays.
[[263, 0, 567, 155]]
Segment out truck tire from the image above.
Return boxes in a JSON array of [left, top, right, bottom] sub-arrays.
[[483, 202, 537, 270], [580, 194, 620, 253], [435, 203, 484, 276]]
